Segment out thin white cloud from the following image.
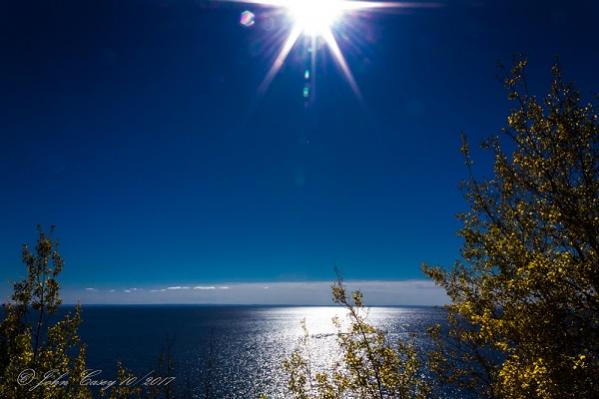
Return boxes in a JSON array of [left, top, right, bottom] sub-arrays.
[[85, 287, 97, 292], [62, 280, 448, 306]]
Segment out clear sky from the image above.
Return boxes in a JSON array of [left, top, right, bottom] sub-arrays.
[[1, 0, 598, 303]]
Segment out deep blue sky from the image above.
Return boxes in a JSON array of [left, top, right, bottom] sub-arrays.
[[1, 0, 598, 293]]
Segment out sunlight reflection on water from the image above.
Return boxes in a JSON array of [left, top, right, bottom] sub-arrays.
[[181, 306, 444, 398], [78, 306, 446, 398]]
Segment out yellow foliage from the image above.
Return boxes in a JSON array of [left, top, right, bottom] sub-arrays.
[[423, 60, 599, 398], [282, 280, 429, 399]]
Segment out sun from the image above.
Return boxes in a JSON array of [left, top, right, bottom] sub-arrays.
[[287, 0, 343, 37], [226, 0, 441, 99]]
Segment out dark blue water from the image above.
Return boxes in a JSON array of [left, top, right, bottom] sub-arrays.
[[65, 306, 446, 398]]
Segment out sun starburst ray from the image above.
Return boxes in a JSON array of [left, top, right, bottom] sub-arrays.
[[221, 0, 442, 99], [321, 28, 361, 98], [258, 25, 302, 93]]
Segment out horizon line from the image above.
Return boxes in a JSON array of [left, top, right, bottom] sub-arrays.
[[26, 279, 450, 306]]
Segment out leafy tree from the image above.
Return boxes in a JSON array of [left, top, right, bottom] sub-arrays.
[[0, 227, 183, 399], [0, 226, 91, 399], [100, 362, 143, 399], [423, 60, 599, 398], [282, 278, 429, 399]]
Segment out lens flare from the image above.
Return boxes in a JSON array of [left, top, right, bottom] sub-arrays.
[[240, 10, 256, 27], [222, 1, 441, 99]]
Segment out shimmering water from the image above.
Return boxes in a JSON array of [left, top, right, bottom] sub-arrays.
[[75, 306, 446, 398]]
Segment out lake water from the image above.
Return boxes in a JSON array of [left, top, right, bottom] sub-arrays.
[[72, 305, 447, 398]]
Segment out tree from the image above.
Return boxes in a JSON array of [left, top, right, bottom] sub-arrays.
[[0, 225, 91, 399], [282, 278, 429, 399], [423, 59, 599, 398], [0, 227, 183, 399]]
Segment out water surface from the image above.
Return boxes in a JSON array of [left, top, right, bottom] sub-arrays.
[[76, 305, 445, 398]]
